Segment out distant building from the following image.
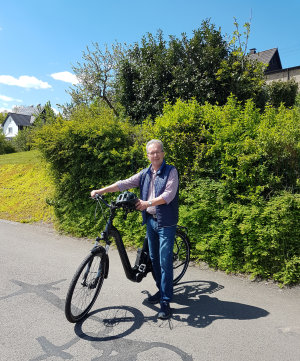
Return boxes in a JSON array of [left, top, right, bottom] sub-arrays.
[[249, 48, 300, 85], [1, 106, 42, 139]]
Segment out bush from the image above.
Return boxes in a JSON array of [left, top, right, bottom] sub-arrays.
[[11, 127, 32, 152], [267, 79, 298, 108], [151, 98, 206, 185], [160, 97, 300, 284], [34, 103, 147, 235], [180, 181, 300, 285], [0, 130, 15, 154], [34, 98, 300, 284]]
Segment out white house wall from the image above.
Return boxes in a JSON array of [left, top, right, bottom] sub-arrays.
[[266, 67, 300, 85], [2, 116, 18, 138]]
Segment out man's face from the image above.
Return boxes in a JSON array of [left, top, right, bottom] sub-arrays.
[[147, 143, 164, 169]]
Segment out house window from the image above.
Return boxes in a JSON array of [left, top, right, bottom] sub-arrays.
[[8, 127, 13, 134]]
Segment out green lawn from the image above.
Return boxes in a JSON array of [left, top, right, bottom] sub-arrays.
[[0, 150, 54, 223], [0, 150, 41, 165]]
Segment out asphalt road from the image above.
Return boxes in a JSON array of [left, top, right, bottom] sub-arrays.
[[1, 219, 300, 361]]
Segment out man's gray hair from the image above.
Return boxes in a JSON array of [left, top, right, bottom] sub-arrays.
[[146, 139, 164, 153]]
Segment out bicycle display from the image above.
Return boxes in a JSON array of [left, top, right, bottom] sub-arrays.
[[65, 192, 190, 323]]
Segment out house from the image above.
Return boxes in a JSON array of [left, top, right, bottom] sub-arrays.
[[248, 48, 283, 72], [249, 48, 300, 85], [1, 106, 41, 139]]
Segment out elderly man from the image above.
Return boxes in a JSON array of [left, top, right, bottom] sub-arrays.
[[91, 139, 179, 319]]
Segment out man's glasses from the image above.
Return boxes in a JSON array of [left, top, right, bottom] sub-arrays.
[[147, 151, 163, 156]]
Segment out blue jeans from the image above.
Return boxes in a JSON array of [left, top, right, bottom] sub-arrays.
[[146, 216, 176, 303]]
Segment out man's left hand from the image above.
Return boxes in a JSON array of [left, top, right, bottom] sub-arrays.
[[135, 199, 148, 211]]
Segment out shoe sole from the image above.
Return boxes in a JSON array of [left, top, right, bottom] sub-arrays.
[[158, 312, 172, 320]]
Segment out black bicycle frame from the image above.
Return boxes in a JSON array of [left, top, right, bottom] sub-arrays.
[[96, 205, 150, 283]]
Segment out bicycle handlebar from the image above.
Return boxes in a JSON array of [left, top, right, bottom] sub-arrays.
[[92, 194, 111, 208], [92, 192, 138, 217]]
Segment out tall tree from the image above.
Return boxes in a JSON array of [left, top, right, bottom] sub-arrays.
[[67, 42, 126, 117], [216, 18, 267, 108], [116, 20, 229, 123]]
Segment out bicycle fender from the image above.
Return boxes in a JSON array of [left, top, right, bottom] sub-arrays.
[[91, 246, 109, 279], [91, 245, 106, 255]]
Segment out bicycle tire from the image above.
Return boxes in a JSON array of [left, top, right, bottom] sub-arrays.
[[173, 228, 190, 284], [65, 248, 106, 323]]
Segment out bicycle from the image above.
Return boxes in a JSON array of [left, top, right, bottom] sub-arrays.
[[65, 191, 190, 323]]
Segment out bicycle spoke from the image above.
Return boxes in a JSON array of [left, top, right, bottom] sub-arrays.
[[65, 252, 105, 322]]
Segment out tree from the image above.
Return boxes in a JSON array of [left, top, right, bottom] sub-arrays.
[[0, 129, 15, 154], [215, 18, 267, 108], [0, 112, 8, 125], [266, 79, 299, 108], [33, 101, 57, 127], [66, 42, 126, 117], [116, 20, 229, 123]]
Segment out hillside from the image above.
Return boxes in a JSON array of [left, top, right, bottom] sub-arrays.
[[0, 150, 54, 223]]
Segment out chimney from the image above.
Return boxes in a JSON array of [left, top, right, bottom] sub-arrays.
[[249, 48, 257, 54]]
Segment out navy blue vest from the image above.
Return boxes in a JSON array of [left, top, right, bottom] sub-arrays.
[[139, 160, 179, 227]]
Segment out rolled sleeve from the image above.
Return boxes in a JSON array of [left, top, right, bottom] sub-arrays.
[[160, 168, 179, 204], [116, 172, 141, 192]]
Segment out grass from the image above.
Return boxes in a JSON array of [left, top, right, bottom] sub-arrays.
[[0, 150, 41, 165], [0, 150, 54, 223]]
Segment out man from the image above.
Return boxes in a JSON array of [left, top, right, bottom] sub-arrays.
[[91, 139, 179, 319]]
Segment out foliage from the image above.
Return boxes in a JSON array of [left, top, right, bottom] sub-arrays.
[[116, 21, 229, 123], [295, 92, 300, 108], [33, 102, 147, 235], [150, 98, 206, 185], [216, 52, 267, 108], [65, 42, 126, 117], [0, 112, 8, 124], [154, 97, 300, 284], [0, 150, 54, 223], [9, 102, 57, 152], [0, 129, 15, 154], [180, 182, 300, 285], [266, 79, 299, 108], [33, 101, 57, 127], [11, 127, 32, 152], [216, 19, 267, 109], [5, 97, 300, 285]]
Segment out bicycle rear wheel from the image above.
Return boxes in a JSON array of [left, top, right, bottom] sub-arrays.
[[65, 249, 106, 323], [173, 228, 190, 284]]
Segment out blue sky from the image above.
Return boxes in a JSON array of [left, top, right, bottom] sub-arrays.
[[0, 0, 299, 113]]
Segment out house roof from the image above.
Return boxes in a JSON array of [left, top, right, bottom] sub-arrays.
[[248, 48, 282, 72], [13, 105, 40, 116], [2, 113, 32, 127]]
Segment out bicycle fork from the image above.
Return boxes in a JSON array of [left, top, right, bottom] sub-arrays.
[[80, 236, 110, 289]]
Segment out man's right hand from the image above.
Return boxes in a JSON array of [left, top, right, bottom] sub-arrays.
[[91, 190, 101, 198]]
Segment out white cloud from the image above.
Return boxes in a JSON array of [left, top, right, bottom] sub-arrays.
[[0, 107, 12, 113], [0, 75, 51, 89], [0, 94, 22, 103], [51, 71, 79, 85]]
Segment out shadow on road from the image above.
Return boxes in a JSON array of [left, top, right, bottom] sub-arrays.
[[75, 279, 269, 341], [171, 280, 269, 328]]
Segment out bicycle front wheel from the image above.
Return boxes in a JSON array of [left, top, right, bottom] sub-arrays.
[[65, 249, 106, 323], [173, 228, 190, 284]]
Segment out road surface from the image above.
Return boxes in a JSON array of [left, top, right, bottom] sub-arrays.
[[1, 220, 300, 361]]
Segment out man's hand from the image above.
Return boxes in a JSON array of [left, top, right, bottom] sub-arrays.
[[135, 199, 149, 211], [90, 190, 102, 198]]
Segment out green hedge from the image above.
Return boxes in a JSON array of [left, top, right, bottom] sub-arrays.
[[34, 99, 300, 285], [34, 104, 147, 236]]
